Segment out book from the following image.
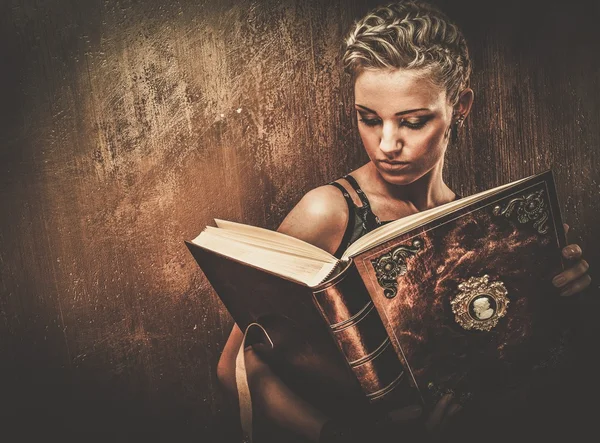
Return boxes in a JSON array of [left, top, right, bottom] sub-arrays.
[[186, 169, 573, 416]]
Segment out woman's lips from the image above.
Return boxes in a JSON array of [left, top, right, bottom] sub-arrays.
[[378, 160, 410, 172]]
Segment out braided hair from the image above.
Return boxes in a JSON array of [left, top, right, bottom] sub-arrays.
[[343, 1, 471, 105]]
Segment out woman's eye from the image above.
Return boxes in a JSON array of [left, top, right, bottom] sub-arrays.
[[359, 117, 381, 127], [358, 115, 430, 129], [402, 119, 428, 130]]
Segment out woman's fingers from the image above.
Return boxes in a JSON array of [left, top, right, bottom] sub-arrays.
[[551, 239, 591, 297], [562, 244, 582, 260], [387, 404, 423, 423], [564, 223, 569, 235], [552, 259, 589, 289], [423, 393, 464, 442], [558, 273, 592, 297], [425, 393, 454, 431], [446, 403, 462, 418]]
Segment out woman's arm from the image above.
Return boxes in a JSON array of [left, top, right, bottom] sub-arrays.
[[217, 324, 330, 441], [216, 185, 350, 442]]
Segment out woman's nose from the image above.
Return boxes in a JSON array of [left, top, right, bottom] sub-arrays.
[[379, 122, 402, 154]]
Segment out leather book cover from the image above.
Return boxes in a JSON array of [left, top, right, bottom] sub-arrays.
[[353, 170, 575, 408], [185, 242, 375, 418]]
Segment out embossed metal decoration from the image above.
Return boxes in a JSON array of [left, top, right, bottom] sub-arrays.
[[450, 275, 509, 332], [371, 238, 423, 299], [492, 189, 549, 234]]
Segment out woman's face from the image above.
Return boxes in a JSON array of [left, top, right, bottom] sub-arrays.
[[354, 68, 454, 185]]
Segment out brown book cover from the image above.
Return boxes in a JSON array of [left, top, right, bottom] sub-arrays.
[[353, 169, 575, 408], [187, 169, 575, 414], [186, 242, 408, 419]]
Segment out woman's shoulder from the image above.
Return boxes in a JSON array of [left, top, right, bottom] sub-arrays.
[[277, 184, 350, 255]]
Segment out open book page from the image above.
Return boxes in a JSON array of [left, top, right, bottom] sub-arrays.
[[204, 227, 335, 264], [192, 229, 338, 287], [342, 175, 532, 260], [214, 219, 336, 263]]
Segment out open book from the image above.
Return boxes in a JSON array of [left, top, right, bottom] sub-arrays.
[[193, 172, 544, 288], [187, 169, 573, 415]]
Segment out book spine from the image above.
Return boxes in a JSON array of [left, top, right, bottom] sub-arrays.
[[312, 260, 406, 402]]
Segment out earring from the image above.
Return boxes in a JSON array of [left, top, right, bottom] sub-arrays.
[[451, 114, 465, 144]]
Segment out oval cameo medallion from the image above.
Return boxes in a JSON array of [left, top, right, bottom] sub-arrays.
[[451, 275, 509, 332], [469, 295, 497, 321]]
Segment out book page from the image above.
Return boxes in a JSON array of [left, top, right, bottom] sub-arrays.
[[204, 227, 334, 264], [214, 219, 336, 263], [192, 230, 337, 287], [342, 174, 533, 260]]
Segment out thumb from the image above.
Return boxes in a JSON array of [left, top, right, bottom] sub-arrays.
[[563, 223, 569, 235]]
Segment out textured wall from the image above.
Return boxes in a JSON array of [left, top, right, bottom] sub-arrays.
[[0, 0, 598, 442]]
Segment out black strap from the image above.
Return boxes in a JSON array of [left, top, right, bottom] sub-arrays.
[[342, 175, 381, 230], [342, 174, 371, 208], [328, 182, 356, 259]]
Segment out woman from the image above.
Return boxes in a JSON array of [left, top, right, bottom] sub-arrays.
[[216, 2, 591, 442]]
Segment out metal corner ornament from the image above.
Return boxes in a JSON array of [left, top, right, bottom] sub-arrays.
[[450, 275, 509, 332], [371, 238, 423, 299], [492, 189, 549, 234]]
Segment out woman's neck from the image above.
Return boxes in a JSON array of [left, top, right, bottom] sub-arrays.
[[364, 159, 454, 212]]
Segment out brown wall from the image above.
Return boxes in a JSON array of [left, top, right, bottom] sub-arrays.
[[1, 0, 598, 442]]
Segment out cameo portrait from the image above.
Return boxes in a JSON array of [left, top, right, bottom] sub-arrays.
[[450, 275, 510, 332], [469, 295, 497, 320]]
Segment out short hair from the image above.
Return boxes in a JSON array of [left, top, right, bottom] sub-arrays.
[[343, 1, 472, 105]]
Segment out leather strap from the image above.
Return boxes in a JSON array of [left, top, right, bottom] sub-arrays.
[[236, 323, 274, 443]]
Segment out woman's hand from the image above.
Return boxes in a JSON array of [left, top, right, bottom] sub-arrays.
[[552, 223, 592, 297], [384, 392, 462, 442]]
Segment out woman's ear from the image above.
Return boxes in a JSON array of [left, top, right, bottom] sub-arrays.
[[453, 88, 474, 123]]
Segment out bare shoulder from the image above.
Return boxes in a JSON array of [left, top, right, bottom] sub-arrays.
[[277, 184, 349, 255]]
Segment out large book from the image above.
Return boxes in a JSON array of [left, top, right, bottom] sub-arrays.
[[186, 170, 574, 417]]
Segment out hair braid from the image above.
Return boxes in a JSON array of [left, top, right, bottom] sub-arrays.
[[343, 1, 472, 105]]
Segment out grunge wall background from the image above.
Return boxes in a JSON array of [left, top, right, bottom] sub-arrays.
[[1, 0, 598, 441]]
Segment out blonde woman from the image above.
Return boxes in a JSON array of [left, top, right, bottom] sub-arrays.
[[216, 2, 591, 442]]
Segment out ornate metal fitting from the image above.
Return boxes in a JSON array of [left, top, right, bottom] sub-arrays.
[[450, 275, 509, 332], [371, 238, 423, 299], [492, 189, 549, 234]]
